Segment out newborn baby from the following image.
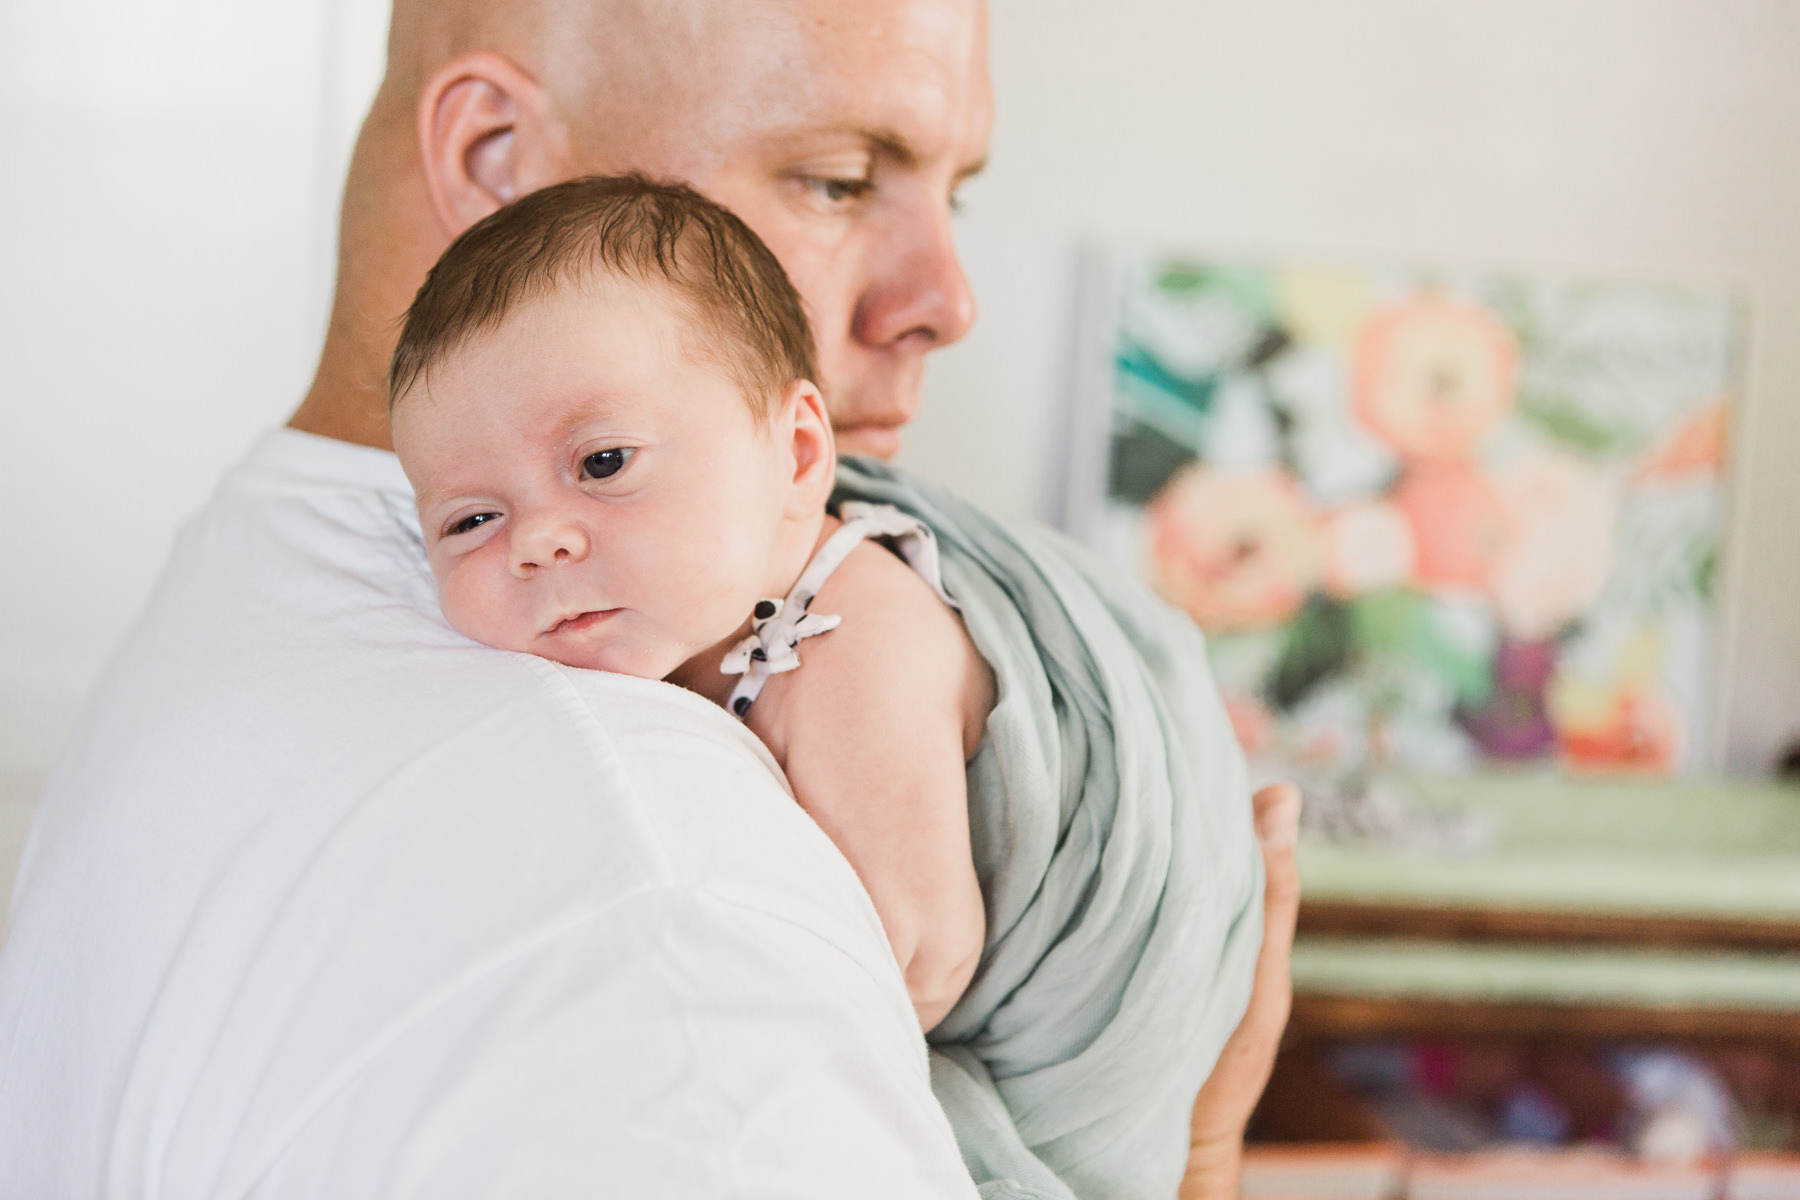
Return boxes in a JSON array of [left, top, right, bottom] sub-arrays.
[[391, 175, 1265, 1200], [388, 175, 992, 1032]]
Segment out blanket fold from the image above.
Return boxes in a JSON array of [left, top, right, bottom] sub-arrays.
[[834, 460, 1263, 1200]]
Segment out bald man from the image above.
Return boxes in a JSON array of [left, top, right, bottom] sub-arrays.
[[0, 1, 1297, 1195]]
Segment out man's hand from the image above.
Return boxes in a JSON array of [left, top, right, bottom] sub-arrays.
[[1180, 784, 1302, 1200]]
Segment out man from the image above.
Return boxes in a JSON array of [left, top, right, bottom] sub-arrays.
[[0, 1, 1297, 1194]]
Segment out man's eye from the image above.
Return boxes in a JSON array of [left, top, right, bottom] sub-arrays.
[[809, 176, 871, 204], [581, 447, 634, 480], [445, 511, 500, 537]]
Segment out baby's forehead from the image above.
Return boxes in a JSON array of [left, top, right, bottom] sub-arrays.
[[401, 281, 757, 421], [496, 272, 730, 371]]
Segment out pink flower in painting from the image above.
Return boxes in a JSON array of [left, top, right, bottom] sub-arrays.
[[1147, 463, 1325, 633], [1634, 398, 1730, 484], [1352, 296, 1519, 464], [1488, 449, 1620, 641], [1392, 464, 1512, 591], [1321, 500, 1416, 596]]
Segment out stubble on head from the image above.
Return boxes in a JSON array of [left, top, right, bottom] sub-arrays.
[[298, 0, 989, 457]]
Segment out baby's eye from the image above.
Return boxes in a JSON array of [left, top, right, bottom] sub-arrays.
[[444, 511, 500, 537], [581, 447, 635, 480]]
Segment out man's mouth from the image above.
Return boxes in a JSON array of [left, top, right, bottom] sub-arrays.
[[547, 609, 619, 636]]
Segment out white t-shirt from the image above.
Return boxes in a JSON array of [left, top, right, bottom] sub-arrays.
[[0, 429, 976, 1199]]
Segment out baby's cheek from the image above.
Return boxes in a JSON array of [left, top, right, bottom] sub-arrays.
[[438, 567, 522, 652]]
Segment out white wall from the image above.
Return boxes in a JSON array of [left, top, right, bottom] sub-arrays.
[[1, 0, 1795, 818]]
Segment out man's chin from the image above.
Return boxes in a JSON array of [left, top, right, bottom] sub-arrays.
[[834, 424, 904, 461]]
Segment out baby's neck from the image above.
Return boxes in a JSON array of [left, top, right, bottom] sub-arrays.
[[664, 512, 841, 708]]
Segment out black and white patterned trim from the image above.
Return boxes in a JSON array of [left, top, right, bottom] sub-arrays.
[[720, 502, 955, 720]]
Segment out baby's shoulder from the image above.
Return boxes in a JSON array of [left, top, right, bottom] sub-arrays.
[[823, 536, 949, 617], [749, 538, 993, 756], [800, 538, 971, 678]]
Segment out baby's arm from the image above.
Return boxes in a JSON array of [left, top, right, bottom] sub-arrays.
[[748, 540, 992, 1033]]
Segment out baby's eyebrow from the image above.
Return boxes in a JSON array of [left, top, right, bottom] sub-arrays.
[[550, 396, 626, 430], [414, 485, 486, 515]]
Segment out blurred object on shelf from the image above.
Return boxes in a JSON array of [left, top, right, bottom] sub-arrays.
[[1257, 1038, 1799, 1158], [1241, 1141, 1408, 1200], [1609, 1049, 1738, 1165], [1287, 768, 1493, 852]]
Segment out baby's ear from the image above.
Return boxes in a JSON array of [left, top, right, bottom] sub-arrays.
[[779, 379, 836, 518]]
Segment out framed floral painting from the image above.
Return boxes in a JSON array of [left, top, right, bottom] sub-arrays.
[[1068, 251, 1742, 778]]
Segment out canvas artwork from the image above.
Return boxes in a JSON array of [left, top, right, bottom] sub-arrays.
[[1074, 252, 1741, 779]]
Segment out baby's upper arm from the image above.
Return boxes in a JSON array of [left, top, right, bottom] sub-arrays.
[[748, 541, 989, 986]]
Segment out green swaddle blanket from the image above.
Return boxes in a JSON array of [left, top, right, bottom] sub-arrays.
[[833, 460, 1264, 1200]]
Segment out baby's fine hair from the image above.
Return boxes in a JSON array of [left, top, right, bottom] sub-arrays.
[[389, 175, 819, 418]]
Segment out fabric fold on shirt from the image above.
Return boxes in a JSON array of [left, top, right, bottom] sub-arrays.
[[834, 459, 1264, 1200]]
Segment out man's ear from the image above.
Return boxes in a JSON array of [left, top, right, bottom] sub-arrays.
[[417, 52, 574, 237], [780, 379, 838, 519]]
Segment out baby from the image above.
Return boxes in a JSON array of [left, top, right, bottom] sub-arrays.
[[388, 175, 993, 1032]]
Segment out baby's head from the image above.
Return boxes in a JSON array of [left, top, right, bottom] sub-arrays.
[[390, 175, 838, 679]]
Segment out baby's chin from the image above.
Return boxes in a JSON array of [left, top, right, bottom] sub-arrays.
[[518, 627, 686, 682], [446, 603, 708, 683]]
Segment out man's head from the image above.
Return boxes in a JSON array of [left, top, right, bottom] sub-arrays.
[[295, 0, 992, 458], [389, 175, 818, 420]]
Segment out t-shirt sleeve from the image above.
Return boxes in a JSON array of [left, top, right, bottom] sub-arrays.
[[254, 885, 977, 1200]]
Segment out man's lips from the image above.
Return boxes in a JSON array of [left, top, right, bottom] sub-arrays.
[[546, 609, 620, 636]]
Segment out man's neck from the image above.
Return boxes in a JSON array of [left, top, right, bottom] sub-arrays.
[[288, 320, 398, 452], [288, 105, 443, 454]]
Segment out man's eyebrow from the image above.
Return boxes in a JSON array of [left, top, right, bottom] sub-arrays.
[[861, 128, 987, 184], [864, 128, 921, 169]]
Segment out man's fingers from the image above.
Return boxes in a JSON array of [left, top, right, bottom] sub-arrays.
[[1232, 783, 1301, 1059], [1189, 783, 1303, 1137], [1180, 784, 1305, 1200], [1251, 782, 1301, 986]]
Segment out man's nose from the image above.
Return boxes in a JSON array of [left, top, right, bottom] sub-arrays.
[[509, 512, 590, 578], [853, 205, 977, 351]]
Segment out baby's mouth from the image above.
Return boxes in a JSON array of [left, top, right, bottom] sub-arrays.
[[547, 609, 619, 636]]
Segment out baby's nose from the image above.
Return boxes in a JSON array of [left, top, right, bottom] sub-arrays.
[[510, 516, 590, 578]]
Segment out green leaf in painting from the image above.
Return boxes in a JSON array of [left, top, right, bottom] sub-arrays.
[[1348, 590, 1494, 708], [1107, 419, 1195, 506], [1115, 340, 1217, 414], [1515, 392, 1639, 459], [1266, 595, 1352, 710], [1152, 262, 1277, 321]]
